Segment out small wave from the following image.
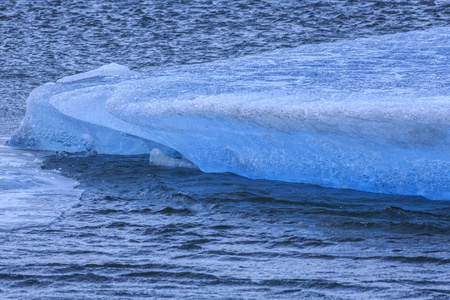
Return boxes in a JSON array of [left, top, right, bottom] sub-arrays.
[[155, 207, 195, 216], [342, 220, 450, 235], [121, 271, 219, 281]]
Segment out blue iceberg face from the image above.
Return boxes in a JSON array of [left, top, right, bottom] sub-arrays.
[[9, 28, 450, 200]]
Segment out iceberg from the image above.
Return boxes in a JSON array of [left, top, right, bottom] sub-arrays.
[[9, 28, 450, 200]]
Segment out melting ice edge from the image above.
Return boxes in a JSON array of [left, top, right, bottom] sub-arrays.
[[9, 28, 450, 200]]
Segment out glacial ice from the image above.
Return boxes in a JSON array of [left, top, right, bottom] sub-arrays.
[[9, 28, 450, 200]]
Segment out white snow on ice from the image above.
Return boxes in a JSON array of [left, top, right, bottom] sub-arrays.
[[56, 63, 137, 83]]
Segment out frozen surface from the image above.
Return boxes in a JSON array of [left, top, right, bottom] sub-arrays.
[[56, 63, 137, 83], [149, 148, 198, 169], [0, 139, 81, 229], [9, 28, 450, 199]]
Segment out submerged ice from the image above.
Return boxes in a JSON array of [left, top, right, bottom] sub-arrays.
[[9, 28, 450, 200], [0, 140, 81, 229]]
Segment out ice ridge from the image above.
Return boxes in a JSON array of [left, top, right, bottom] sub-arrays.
[[8, 27, 450, 200], [56, 63, 137, 83]]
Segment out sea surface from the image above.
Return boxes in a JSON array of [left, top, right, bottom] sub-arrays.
[[1, 0, 450, 299]]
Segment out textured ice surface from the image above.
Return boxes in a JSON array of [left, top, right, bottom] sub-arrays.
[[56, 63, 137, 83], [149, 148, 198, 169], [0, 139, 81, 229], [9, 28, 450, 199]]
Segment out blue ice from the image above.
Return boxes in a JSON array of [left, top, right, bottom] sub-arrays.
[[9, 28, 450, 200]]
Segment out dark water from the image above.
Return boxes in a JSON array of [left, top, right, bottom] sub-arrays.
[[1, 153, 448, 299], [1, 0, 450, 299]]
